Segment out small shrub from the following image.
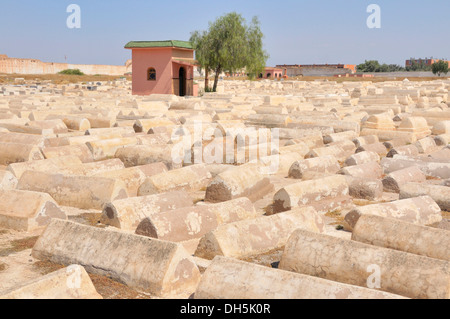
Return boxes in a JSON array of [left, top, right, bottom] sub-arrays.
[[58, 69, 85, 75]]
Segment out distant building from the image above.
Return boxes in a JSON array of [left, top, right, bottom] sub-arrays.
[[405, 57, 450, 68], [125, 40, 197, 96], [276, 64, 356, 77], [259, 67, 284, 79]]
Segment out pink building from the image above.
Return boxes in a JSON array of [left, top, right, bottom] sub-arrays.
[[259, 67, 284, 79], [125, 40, 197, 96]]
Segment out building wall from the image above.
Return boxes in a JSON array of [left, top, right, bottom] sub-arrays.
[[0, 55, 128, 75], [276, 64, 355, 77], [405, 58, 450, 67], [172, 48, 194, 59], [131, 48, 173, 95], [263, 67, 283, 78], [172, 62, 194, 96]]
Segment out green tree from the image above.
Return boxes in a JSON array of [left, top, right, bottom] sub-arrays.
[[356, 60, 380, 72], [190, 12, 269, 92], [190, 30, 214, 90], [244, 17, 269, 80], [357, 60, 405, 73], [432, 60, 449, 77]]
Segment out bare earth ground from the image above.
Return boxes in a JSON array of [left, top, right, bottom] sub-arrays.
[[0, 207, 153, 299]]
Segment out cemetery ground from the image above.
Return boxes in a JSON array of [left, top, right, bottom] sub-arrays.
[[0, 75, 449, 299]]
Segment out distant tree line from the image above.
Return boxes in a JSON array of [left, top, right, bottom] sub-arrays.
[[357, 59, 448, 74], [356, 60, 405, 73]]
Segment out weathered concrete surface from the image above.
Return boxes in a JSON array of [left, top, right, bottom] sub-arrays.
[[255, 152, 299, 176], [305, 145, 349, 163], [26, 119, 68, 134], [101, 190, 194, 231], [41, 144, 94, 163], [279, 229, 450, 299], [0, 142, 44, 165], [288, 155, 340, 179], [399, 182, 450, 211], [136, 162, 168, 177], [344, 151, 380, 167], [0, 265, 102, 299], [382, 166, 426, 193], [434, 134, 450, 146], [0, 132, 46, 147], [355, 142, 388, 157], [344, 196, 442, 231], [338, 161, 383, 179], [0, 189, 66, 231], [115, 145, 180, 170], [135, 197, 258, 242], [133, 118, 175, 133], [273, 175, 350, 214], [0, 170, 18, 190], [32, 219, 201, 298], [205, 164, 273, 203], [432, 121, 450, 135], [397, 116, 431, 140], [387, 144, 419, 158], [352, 214, 450, 262], [138, 164, 211, 196], [17, 171, 128, 210], [6, 156, 83, 179], [345, 176, 383, 201], [360, 128, 416, 143], [86, 137, 138, 161], [352, 135, 379, 147], [62, 159, 126, 176], [415, 137, 438, 154], [194, 206, 324, 260], [428, 147, 450, 161], [194, 256, 406, 299], [93, 166, 146, 197], [323, 131, 357, 144], [380, 157, 450, 179]]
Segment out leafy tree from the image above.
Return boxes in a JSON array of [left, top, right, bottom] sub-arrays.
[[190, 30, 214, 90], [357, 60, 380, 73], [190, 12, 269, 92], [357, 60, 405, 73], [244, 17, 268, 80], [432, 60, 449, 77]]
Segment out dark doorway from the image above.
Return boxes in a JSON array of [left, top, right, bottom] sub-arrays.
[[179, 67, 186, 96]]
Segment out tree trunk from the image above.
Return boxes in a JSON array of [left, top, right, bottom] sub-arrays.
[[204, 69, 209, 90], [213, 66, 221, 92]]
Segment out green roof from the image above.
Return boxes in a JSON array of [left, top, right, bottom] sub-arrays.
[[125, 40, 193, 49]]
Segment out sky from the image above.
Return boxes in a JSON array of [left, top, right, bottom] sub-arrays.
[[0, 0, 449, 67]]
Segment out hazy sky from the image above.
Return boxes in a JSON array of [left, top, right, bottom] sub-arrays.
[[0, 0, 449, 67]]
